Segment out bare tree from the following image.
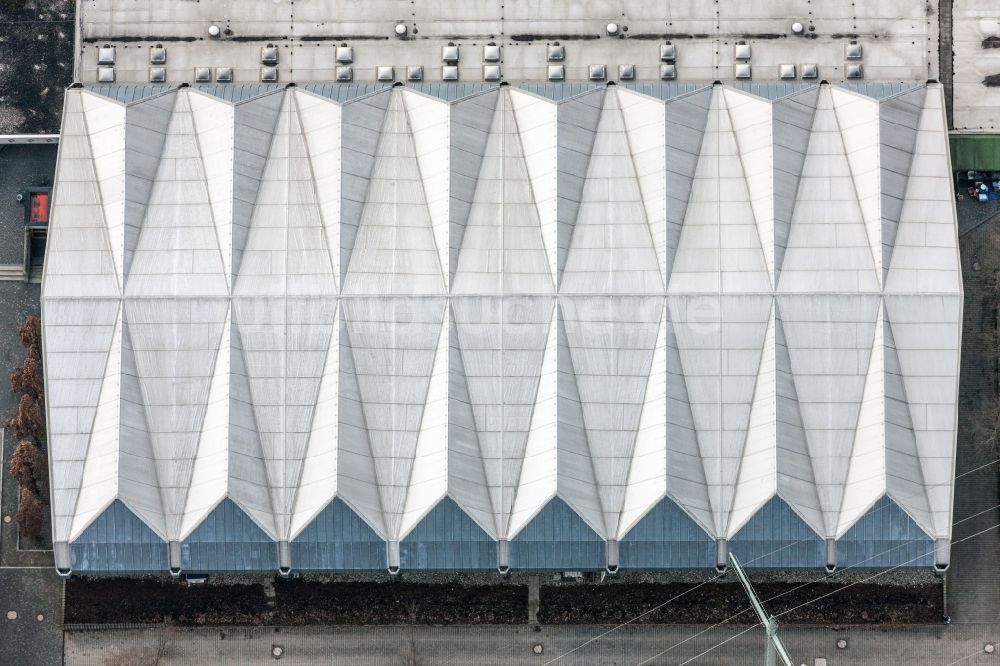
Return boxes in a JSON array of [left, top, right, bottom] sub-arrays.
[[4, 394, 45, 444], [9, 439, 45, 495], [10, 353, 42, 400], [15, 486, 43, 538], [16, 314, 41, 356]]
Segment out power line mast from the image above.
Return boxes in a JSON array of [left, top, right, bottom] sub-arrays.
[[729, 553, 793, 666]]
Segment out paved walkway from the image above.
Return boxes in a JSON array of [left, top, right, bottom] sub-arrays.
[[0, 282, 63, 666], [64, 623, 999, 665], [949, 220, 1000, 625]]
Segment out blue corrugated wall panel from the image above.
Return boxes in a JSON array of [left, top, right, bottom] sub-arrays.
[[198, 83, 282, 102], [623, 83, 710, 100], [619, 496, 714, 568], [181, 499, 277, 571], [517, 83, 604, 101], [510, 497, 604, 569], [400, 497, 496, 569], [407, 83, 498, 101], [302, 83, 391, 102], [85, 84, 172, 103], [835, 82, 923, 100], [837, 495, 934, 567], [730, 82, 819, 100], [292, 497, 385, 570], [731, 496, 825, 568], [70, 500, 168, 572]]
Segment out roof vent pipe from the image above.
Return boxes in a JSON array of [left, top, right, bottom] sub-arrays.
[[934, 538, 950, 573], [715, 538, 728, 573], [168, 541, 182, 576], [825, 538, 837, 572], [387, 540, 401, 575], [278, 540, 291, 576], [605, 539, 619, 575], [497, 538, 510, 574]]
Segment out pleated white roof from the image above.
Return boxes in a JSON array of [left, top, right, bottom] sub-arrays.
[[43, 83, 961, 566]]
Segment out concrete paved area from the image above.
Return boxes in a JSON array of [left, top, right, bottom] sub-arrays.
[[952, 0, 1000, 130], [77, 0, 939, 85], [0, 568, 63, 666], [63, 623, 999, 665]]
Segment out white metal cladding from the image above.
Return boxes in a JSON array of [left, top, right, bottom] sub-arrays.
[[42, 83, 961, 565]]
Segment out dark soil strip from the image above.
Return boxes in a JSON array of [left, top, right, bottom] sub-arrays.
[[66, 577, 939, 626], [272, 579, 526, 625], [65, 579, 269, 626], [538, 582, 942, 625], [65, 577, 526, 626]]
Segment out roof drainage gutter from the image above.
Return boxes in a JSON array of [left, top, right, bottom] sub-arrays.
[[54, 541, 72, 577]]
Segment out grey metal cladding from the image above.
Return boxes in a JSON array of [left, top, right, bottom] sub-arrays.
[[772, 86, 820, 280], [664, 87, 712, 282], [340, 89, 391, 286], [232, 90, 285, 278], [124, 91, 176, 278], [878, 87, 926, 283], [450, 89, 499, 286], [556, 88, 605, 287]]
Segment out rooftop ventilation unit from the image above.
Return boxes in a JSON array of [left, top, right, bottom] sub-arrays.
[[484, 43, 501, 62], [735, 63, 752, 79], [618, 64, 636, 80], [149, 67, 166, 83], [801, 63, 818, 78], [336, 46, 353, 64], [442, 44, 460, 63], [442, 65, 459, 81], [589, 64, 607, 81], [660, 63, 676, 80], [406, 65, 423, 81], [483, 64, 501, 81], [261, 45, 279, 65], [735, 42, 751, 61], [394, 23, 407, 37], [336, 66, 353, 82], [846, 63, 864, 79], [208, 25, 221, 38], [215, 67, 233, 83], [779, 64, 796, 79], [260, 66, 278, 82], [846, 42, 863, 59], [547, 44, 565, 62], [149, 46, 166, 65], [194, 67, 212, 83], [660, 43, 676, 61], [377, 66, 394, 82], [606, 22, 619, 36], [98, 46, 115, 65], [97, 66, 115, 83], [791, 22, 804, 34], [547, 64, 565, 81]]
